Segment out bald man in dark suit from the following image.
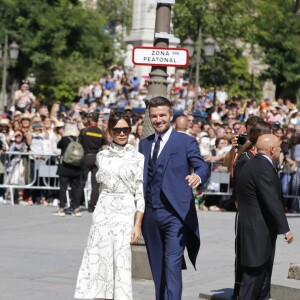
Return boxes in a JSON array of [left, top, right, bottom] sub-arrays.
[[237, 134, 294, 300]]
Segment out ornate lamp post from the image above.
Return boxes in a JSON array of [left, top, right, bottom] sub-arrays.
[[183, 37, 195, 103], [0, 36, 20, 111], [182, 35, 221, 110], [183, 37, 195, 58], [204, 36, 220, 107], [141, 1, 173, 138]]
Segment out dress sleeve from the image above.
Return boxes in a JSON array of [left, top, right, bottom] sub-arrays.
[[134, 154, 145, 213], [95, 152, 102, 183]]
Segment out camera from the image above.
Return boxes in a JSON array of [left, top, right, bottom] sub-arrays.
[[237, 133, 248, 146], [272, 122, 280, 132]]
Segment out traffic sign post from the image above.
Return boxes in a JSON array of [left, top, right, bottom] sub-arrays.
[[133, 46, 189, 68]]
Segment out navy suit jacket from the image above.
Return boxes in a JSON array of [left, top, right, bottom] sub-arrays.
[[139, 130, 210, 267]]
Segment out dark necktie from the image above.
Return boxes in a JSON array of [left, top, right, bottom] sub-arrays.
[[152, 136, 161, 165]]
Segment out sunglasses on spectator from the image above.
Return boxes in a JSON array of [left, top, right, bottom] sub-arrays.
[[22, 80, 30, 84], [111, 127, 131, 135]]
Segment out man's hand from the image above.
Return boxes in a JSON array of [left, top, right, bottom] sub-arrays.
[[232, 134, 238, 148], [285, 232, 294, 244], [185, 173, 201, 189]]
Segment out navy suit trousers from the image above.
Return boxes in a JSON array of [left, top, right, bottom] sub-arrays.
[[142, 205, 187, 300]]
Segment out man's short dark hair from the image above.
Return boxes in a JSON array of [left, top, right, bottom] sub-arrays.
[[148, 96, 172, 110]]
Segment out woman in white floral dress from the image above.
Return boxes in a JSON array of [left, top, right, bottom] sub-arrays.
[[75, 109, 145, 300]]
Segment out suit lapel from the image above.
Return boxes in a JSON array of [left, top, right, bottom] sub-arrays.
[[144, 135, 154, 165]]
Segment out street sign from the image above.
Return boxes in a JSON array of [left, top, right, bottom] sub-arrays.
[[132, 46, 189, 68]]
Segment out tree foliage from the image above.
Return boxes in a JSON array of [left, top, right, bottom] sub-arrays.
[[0, 0, 115, 105], [254, 1, 300, 99], [173, 0, 260, 99], [173, 0, 300, 101], [96, 0, 133, 61]]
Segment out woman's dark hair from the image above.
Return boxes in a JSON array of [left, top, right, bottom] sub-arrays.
[[108, 109, 131, 131], [148, 96, 172, 110], [245, 115, 263, 129], [248, 121, 272, 145], [281, 136, 290, 155], [274, 127, 284, 135], [290, 133, 300, 146], [237, 120, 272, 158]]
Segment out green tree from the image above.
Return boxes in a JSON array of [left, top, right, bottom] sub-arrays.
[[173, 0, 300, 101], [96, 0, 133, 62], [254, 0, 300, 100], [173, 0, 260, 100], [0, 0, 114, 105]]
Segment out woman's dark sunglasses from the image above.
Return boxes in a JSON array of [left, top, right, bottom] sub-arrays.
[[111, 127, 131, 135]]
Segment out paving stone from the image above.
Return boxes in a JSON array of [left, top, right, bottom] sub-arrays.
[[0, 205, 299, 300]]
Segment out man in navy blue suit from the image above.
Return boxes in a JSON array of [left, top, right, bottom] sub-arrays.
[[139, 96, 210, 300]]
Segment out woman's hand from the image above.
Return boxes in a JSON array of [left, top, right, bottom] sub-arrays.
[[131, 225, 141, 244]]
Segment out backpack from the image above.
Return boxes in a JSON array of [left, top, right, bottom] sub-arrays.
[[62, 137, 84, 166]]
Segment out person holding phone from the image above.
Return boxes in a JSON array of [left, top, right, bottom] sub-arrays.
[[14, 80, 36, 113]]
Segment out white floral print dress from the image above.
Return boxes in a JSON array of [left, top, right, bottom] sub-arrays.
[[75, 143, 145, 300]]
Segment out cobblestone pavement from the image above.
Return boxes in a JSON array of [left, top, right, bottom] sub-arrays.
[[0, 205, 299, 300]]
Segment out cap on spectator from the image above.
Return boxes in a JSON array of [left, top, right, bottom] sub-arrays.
[[32, 122, 43, 130], [20, 113, 32, 121], [199, 132, 208, 138], [32, 116, 42, 123], [55, 121, 65, 128], [0, 118, 10, 126], [212, 120, 223, 125], [125, 106, 132, 111], [14, 111, 22, 117], [88, 112, 99, 123], [288, 109, 299, 118]]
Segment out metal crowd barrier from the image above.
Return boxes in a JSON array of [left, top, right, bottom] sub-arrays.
[[203, 161, 300, 210], [203, 162, 232, 196], [0, 152, 298, 208], [0, 151, 87, 207]]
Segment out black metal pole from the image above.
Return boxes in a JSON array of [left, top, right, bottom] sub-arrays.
[[142, 3, 172, 138]]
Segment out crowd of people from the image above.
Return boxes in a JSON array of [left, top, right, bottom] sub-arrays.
[[72, 96, 293, 300], [0, 67, 299, 214], [0, 76, 296, 299]]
